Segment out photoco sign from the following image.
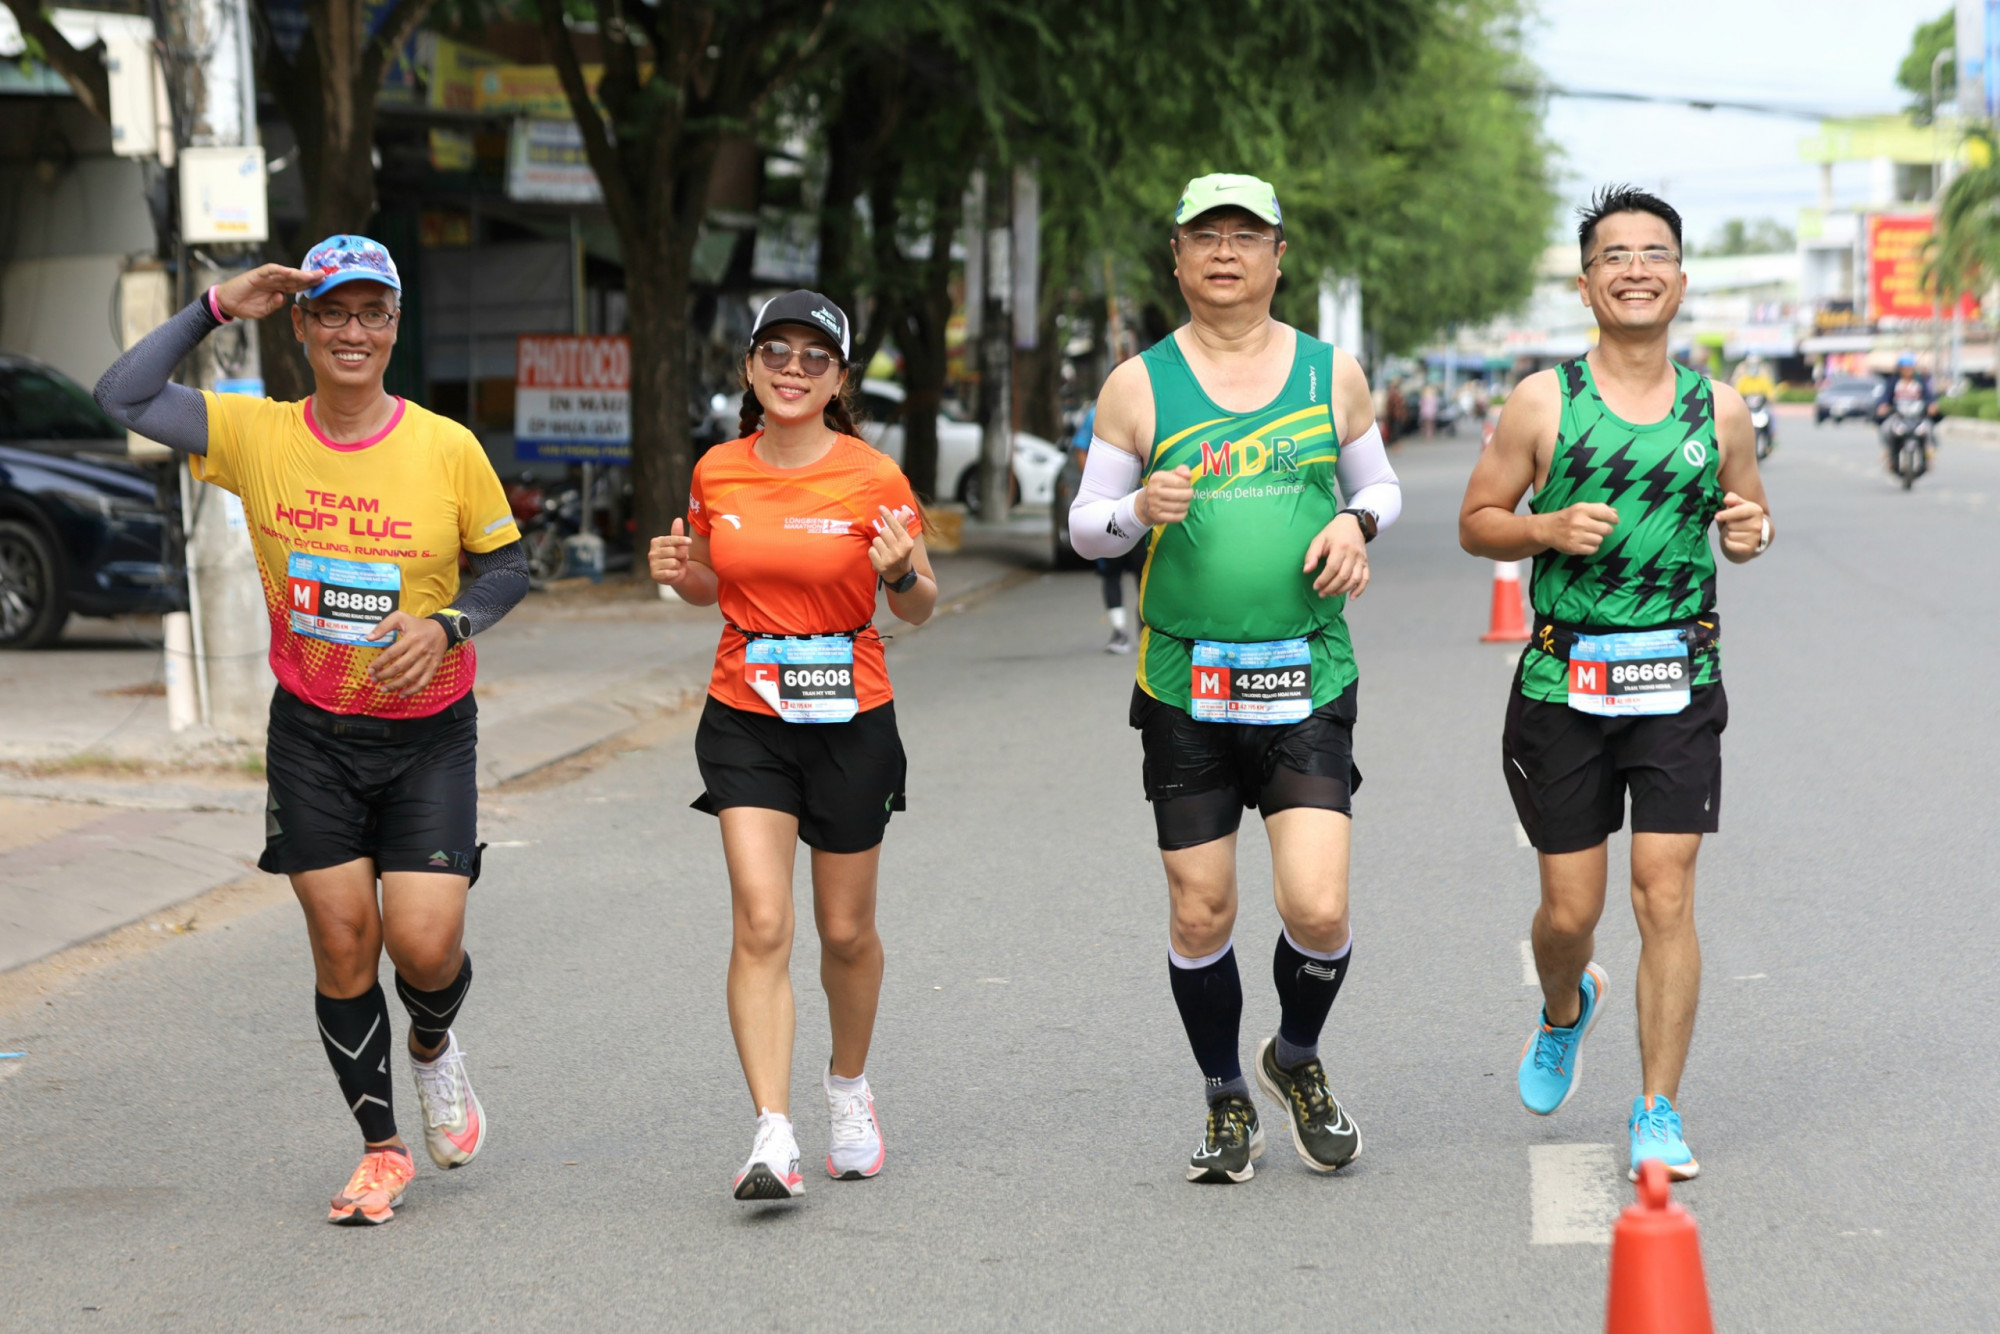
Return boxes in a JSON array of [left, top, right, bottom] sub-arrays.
[[515, 335, 630, 462]]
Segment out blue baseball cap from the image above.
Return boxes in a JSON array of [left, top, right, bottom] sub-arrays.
[[299, 234, 401, 300]]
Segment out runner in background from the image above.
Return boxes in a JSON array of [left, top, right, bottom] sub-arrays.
[[649, 291, 938, 1200], [94, 237, 528, 1225]]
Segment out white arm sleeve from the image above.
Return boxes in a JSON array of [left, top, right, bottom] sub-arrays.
[[1334, 423, 1402, 532], [1067, 438, 1148, 558]]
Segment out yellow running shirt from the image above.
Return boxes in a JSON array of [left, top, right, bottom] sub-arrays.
[[189, 394, 521, 718]]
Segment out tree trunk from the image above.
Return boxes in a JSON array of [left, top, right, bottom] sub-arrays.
[[623, 241, 696, 545], [894, 182, 964, 504]]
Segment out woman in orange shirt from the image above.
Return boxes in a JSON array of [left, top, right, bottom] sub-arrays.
[[650, 292, 937, 1200]]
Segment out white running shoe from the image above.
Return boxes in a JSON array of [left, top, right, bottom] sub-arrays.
[[409, 1031, 487, 1169], [733, 1112, 804, 1201], [823, 1069, 885, 1180]]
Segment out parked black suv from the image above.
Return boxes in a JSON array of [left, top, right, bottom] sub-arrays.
[[0, 357, 179, 647]]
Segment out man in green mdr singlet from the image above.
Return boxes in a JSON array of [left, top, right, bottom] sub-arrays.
[[1460, 186, 1772, 1183], [1068, 175, 1403, 1183]]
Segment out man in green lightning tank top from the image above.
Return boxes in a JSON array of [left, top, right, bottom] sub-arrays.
[[1068, 174, 1403, 1184], [1460, 186, 1773, 1185]]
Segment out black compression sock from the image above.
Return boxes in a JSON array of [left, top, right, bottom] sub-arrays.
[[316, 984, 397, 1143], [395, 952, 472, 1053], [1273, 930, 1351, 1066], [1169, 943, 1244, 1101]]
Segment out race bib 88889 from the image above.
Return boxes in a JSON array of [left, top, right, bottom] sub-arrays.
[[285, 551, 401, 646]]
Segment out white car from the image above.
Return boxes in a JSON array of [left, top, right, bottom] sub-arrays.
[[857, 379, 1065, 508]]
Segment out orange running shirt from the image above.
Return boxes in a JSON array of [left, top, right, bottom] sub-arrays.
[[690, 433, 920, 716], [189, 393, 521, 718]]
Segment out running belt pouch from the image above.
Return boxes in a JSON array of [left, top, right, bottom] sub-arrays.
[[1532, 615, 1719, 663]]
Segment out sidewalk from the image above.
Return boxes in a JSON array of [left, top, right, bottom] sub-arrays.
[[0, 515, 1050, 973]]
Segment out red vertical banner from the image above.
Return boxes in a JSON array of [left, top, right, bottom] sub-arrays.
[[1868, 215, 1979, 321]]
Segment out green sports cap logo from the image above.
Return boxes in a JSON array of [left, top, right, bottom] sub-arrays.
[[1175, 173, 1282, 226]]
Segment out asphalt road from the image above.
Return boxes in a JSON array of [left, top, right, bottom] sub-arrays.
[[4, 415, 1996, 1331]]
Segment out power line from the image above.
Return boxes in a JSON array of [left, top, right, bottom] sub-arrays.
[[1514, 83, 1889, 122]]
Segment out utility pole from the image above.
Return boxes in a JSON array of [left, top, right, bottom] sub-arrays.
[[158, 0, 273, 741], [976, 168, 1013, 524]]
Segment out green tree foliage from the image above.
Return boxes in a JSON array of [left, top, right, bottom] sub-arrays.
[[1692, 218, 1796, 257], [1897, 8, 1956, 125], [1930, 130, 2000, 306]]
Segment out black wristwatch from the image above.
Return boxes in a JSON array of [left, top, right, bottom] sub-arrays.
[[1339, 508, 1379, 543], [885, 567, 920, 594], [430, 609, 472, 647]]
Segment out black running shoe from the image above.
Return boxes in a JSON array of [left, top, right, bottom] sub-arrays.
[[1186, 1093, 1264, 1183], [1254, 1037, 1361, 1172]]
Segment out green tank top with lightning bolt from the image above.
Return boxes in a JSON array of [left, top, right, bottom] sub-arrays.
[[1134, 329, 1354, 712], [1519, 356, 1723, 702]]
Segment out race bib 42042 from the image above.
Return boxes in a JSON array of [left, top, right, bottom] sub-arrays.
[[1189, 638, 1312, 725], [1566, 629, 1690, 717], [285, 552, 401, 646], [745, 635, 859, 724]]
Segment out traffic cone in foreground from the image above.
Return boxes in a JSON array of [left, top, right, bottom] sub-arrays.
[[1480, 560, 1530, 642], [1605, 1159, 1714, 1334]]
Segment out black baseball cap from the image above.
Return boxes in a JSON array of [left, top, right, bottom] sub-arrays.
[[750, 290, 852, 362]]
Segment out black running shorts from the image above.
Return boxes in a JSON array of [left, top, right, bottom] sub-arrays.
[[1502, 676, 1727, 856], [692, 697, 907, 854], [1130, 683, 1362, 851], [260, 687, 482, 881]]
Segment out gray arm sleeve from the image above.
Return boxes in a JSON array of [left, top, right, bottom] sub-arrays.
[[92, 297, 219, 456], [449, 540, 530, 636]]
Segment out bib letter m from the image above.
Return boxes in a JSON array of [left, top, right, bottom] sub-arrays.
[[1570, 661, 1602, 694]]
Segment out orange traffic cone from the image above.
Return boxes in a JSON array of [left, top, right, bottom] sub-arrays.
[[1480, 560, 1530, 642], [1605, 1160, 1714, 1334]]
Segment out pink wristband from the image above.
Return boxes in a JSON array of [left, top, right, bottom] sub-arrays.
[[205, 287, 232, 323]]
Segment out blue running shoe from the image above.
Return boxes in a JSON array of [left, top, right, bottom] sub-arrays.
[[1516, 961, 1608, 1115], [1628, 1095, 1699, 1181]]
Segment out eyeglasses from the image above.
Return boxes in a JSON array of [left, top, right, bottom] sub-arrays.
[[302, 306, 398, 330], [1178, 229, 1278, 256], [1586, 248, 1681, 272], [755, 340, 839, 377]]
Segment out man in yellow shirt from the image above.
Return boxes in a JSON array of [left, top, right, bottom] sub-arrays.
[[95, 236, 527, 1225]]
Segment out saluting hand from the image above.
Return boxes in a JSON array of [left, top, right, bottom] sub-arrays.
[[212, 263, 334, 321], [649, 519, 692, 586], [1538, 502, 1621, 556], [1714, 492, 1766, 558], [366, 612, 447, 698], [868, 505, 917, 582], [1305, 513, 1370, 599], [1136, 466, 1194, 526]]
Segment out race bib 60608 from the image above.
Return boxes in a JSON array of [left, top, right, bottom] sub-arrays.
[[286, 551, 401, 646], [745, 636, 859, 724], [1189, 638, 1313, 725], [1566, 629, 1690, 717]]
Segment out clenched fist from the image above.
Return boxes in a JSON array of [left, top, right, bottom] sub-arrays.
[[1536, 502, 1620, 556], [1135, 465, 1195, 526]]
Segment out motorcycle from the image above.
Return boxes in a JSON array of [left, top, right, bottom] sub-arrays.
[[1879, 404, 1933, 491], [1744, 393, 1774, 461], [505, 474, 583, 583]]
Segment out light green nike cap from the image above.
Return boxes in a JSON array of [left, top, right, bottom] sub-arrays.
[[1174, 173, 1283, 227]]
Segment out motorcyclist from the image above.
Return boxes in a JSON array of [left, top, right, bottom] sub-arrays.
[[1734, 358, 1777, 457], [1877, 354, 1938, 472]]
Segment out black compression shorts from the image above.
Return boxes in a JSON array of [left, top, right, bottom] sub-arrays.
[[1502, 675, 1727, 855], [260, 687, 482, 881], [1130, 683, 1361, 851], [692, 697, 907, 854]]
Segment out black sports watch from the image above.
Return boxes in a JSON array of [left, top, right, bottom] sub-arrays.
[[885, 567, 920, 595], [430, 609, 472, 647], [1339, 507, 1379, 543]]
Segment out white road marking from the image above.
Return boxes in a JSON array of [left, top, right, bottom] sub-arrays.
[[1520, 940, 1539, 986], [1530, 1144, 1622, 1244], [487, 840, 535, 848], [1733, 973, 1768, 980], [1504, 649, 1522, 668], [1514, 822, 1532, 849]]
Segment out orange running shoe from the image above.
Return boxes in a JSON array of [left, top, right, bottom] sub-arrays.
[[327, 1146, 416, 1226]]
